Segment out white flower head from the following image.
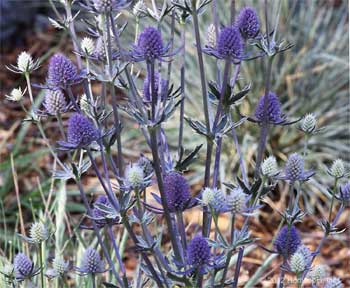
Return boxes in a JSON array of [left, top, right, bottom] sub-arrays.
[[330, 159, 345, 179], [301, 113, 317, 133], [125, 164, 144, 189], [6, 87, 26, 102], [207, 24, 217, 48], [30, 222, 49, 243], [261, 156, 279, 177], [201, 187, 226, 213], [290, 251, 306, 274], [133, 0, 147, 18], [227, 187, 247, 214], [17, 51, 34, 73], [307, 264, 328, 284], [81, 37, 95, 55]]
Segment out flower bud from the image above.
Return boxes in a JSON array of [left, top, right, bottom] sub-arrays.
[[330, 159, 345, 179], [44, 89, 67, 115], [290, 251, 306, 274], [285, 153, 305, 182], [227, 187, 246, 214], [17, 51, 33, 73], [207, 24, 217, 48], [201, 187, 226, 213], [6, 87, 25, 102], [80, 94, 90, 115], [81, 37, 95, 55], [324, 277, 343, 288], [307, 264, 328, 284], [14, 253, 33, 278], [255, 92, 282, 124], [52, 257, 69, 275], [301, 113, 317, 133], [30, 222, 49, 243], [261, 156, 278, 177], [80, 247, 105, 274], [125, 164, 144, 189]]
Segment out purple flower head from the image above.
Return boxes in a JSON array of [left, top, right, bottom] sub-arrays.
[[236, 7, 260, 39], [14, 253, 34, 279], [274, 225, 301, 258], [67, 113, 98, 147], [340, 182, 350, 203], [47, 53, 78, 89], [136, 27, 164, 61], [163, 172, 191, 212], [78, 247, 105, 274], [284, 153, 305, 182], [217, 26, 244, 60], [44, 89, 67, 115], [187, 235, 210, 267], [255, 92, 283, 124], [143, 73, 168, 102]]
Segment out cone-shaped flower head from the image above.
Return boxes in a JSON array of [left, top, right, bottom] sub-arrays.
[[67, 113, 98, 146], [164, 172, 191, 212], [274, 225, 301, 257], [285, 153, 305, 182], [17, 51, 34, 73], [187, 236, 210, 267], [81, 37, 95, 55], [217, 26, 243, 59], [307, 265, 328, 284], [44, 90, 67, 115], [206, 24, 217, 48], [52, 257, 69, 275], [236, 7, 260, 39], [79, 247, 105, 274], [261, 156, 279, 177], [125, 164, 145, 189], [330, 159, 345, 179], [133, 0, 147, 17], [137, 155, 153, 177], [48, 53, 78, 88], [301, 113, 317, 133], [14, 253, 33, 279], [29, 222, 49, 243], [6, 87, 25, 102], [340, 182, 350, 203], [201, 187, 226, 213], [255, 92, 282, 124], [93, 0, 130, 12], [227, 187, 247, 214], [136, 27, 164, 60], [290, 245, 311, 274], [143, 72, 167, 102], [324, 277, 343, 288]]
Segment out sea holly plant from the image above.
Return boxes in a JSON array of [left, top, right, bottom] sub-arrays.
[[2, 0, 348, 288]]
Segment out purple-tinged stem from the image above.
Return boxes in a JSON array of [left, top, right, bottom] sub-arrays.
[[107, 225, 128, 286], [232, 247, 244, 288], [75, 180, 124, 286], [178, 23, 186, 153], [176, 211, 187, 252]]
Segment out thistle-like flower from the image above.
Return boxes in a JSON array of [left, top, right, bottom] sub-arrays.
[[76, 247, 106, 275], [284, 153, 314, 182], [44, 89, 67, 115], [5, 87, 26, 102], [125, 164, 145, 190], [329, 159, 346, 179], [290, 245, 312, 274], [261, 156, 279, 178], [81, 37, 95, 55], [13, 253, 38, 281], [227, 187, 247, 214], [236, 7, 260, 39], [300, 113, 317, 134], [204, 25, 244, 62], [274, 225, 301, 258], [6, 51, 39, 74], [60, 113, 98, 149], [131, 27, 172, 62], [52, 257, 70, 276], [143, 72, 168, 102], [201, 187, 227, 213], [137, 154, 153, 177], [187, 235, 210, 267], [163, 172, 192, 213], [324, 277, 343, 288], [47, 53, 79, 89], [307, 265, 328, 284], [254, 92, 283, 124], [29, 222, 49, 243]]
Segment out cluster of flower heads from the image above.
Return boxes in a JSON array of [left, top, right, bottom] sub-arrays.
[[201, 186, 248, 214]]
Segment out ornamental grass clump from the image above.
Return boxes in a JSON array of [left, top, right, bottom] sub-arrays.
[[2, 1, 348, 288]]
